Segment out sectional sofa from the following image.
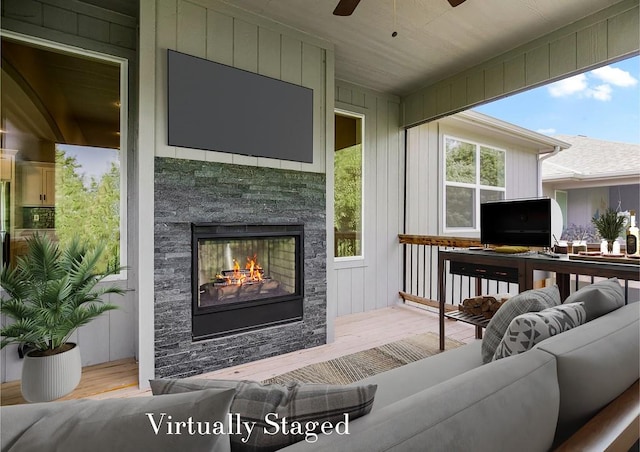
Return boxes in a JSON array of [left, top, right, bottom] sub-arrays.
[[1, 281, 638, 452]]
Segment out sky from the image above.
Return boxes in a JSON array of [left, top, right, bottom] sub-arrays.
[[57, 144, 119, 187], [474, 55, 640, 144]]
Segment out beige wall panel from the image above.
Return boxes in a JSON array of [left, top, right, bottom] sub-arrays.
[[608, 7, 640, 57], [375, 97, 390, 310], [404, 92, 423, 125], [451, 77, 467, 112], [423, 87, 438, 120], [281, 35, 302, 84], [484, 64, 504, 100], [177, 0, 206, 57], [576, 21, 608, 69], [336, 269, 352, 316], [550, 33, 577, 78], [206, 10, 233, 65], [258, 27, 281, 79], [467, 71, 485, 105], [436, 84, 452, 114], [351, 90, 366, 108], [155, 0, 177, 158], [526, 45, 550, 86], [385, 99, 403, 307], [301, 43, 325, 173], [336, 85, 352, 104], [233, 18, 258, 72], [504, 54, 526, 93]]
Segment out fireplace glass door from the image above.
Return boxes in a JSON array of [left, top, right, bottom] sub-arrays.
[[191, 224, 304, 339], [197, 236, 296, 307]]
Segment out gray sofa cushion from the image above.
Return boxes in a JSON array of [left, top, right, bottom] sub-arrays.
[[493, 302, 587, 361], [150, 379, 376, 452], [354, 340, 483, 411], [0, 388, 236, 452], [535, 302, 640, 441], [562, 277, 625, 321], [481, 285, 561, 363], [281, 349, 559, 452]]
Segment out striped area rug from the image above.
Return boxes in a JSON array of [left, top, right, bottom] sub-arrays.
[[263, 332, 465, 385]]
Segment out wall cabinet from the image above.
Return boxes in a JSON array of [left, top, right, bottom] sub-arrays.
[[19, 162, 55, 207], [0, 151, 16, 182]]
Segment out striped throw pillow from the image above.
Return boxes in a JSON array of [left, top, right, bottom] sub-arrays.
[[150, 379, 377, 452]]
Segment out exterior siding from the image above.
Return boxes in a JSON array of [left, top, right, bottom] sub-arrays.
[[406, 118, 541, 237], [402, 0, 640, 127], [333, 81, 404, 316]]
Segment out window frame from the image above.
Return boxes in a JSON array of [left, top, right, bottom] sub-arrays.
[[334, 108, 365, 264], [1, 30, 129, 280], [442, 135, 506, 234]]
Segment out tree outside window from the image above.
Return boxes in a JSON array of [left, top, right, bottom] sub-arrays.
[[334, 112, 363, 258], [445, 137, 505, 231]]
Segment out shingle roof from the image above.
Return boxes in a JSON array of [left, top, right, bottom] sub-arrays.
[[542, 135, 640, 180]]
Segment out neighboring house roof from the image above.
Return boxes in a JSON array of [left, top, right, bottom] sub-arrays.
[[542, 135, 640, 188]]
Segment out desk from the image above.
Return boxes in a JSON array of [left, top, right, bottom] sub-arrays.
[[438, 249, 640, 350]]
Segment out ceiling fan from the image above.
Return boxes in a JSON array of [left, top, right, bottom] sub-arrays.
[[333, 0, 466, 16]]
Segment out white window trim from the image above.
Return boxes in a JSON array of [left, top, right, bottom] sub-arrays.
[[1, 30, 128, 280], [442, 135, 506, 234], [334, 108, 365, 262]]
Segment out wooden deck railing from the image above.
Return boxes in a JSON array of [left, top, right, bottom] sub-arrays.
[[399, 234, 488, 311], [399, 234, 640, 310]]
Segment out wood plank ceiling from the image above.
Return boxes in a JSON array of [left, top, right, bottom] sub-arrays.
[[223, 0, 624, 96]]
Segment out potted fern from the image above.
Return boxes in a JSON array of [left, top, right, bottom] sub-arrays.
[[0, 234, 124, 402], [592, 208, 627, 253]]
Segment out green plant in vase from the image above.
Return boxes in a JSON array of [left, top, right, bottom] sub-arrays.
[[0, 234, 125, 402], [591, 208, 626, 253]]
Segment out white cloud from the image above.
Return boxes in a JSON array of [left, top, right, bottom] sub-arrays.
[[536, 128, 557, 135], [585, 84, 612, 101], [548, 74, 588, 97], [590, 66, 638, 87]]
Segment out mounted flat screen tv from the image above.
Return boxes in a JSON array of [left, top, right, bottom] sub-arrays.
[[481, 198, 559, 247], [167, 49, 313, 163]]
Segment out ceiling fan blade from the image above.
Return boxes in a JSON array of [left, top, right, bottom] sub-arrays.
[[333, 0, 361, 16], [448, 0, 467, 6]]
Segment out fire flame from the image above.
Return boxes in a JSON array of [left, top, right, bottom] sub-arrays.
[[217, 255, 263, 286], [233, 259, 245, 285], [246, 254, 263, 281]]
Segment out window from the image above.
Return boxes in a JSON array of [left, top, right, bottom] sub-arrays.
[[444, 136, 505, 231], [334, 111, 364, 258], [0, 32, 127, 275]]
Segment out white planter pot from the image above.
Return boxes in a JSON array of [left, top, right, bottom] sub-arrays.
[[21, 343, 82, 403]]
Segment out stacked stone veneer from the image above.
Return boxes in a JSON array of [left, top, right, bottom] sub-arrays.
[[154, 157, 327, 378]]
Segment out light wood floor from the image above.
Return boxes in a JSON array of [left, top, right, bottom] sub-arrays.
[[1, 304, 476, 404]]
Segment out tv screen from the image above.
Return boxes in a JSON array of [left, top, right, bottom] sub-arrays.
[[167, 50, 313, 163], [480, 198, 552, 247]]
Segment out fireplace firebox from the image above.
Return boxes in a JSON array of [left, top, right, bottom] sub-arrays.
[[191, 224, 304, 339]]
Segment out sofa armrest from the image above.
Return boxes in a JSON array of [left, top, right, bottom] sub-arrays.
[[555, 379, 639, 452]]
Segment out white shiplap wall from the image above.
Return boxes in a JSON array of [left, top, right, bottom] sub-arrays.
[[153, 0, 332, 174], [406, 119, 540, 236], [333, 81, 404, 316]]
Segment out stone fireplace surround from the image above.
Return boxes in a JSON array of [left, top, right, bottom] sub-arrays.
[[154, 157, 327, 378]]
